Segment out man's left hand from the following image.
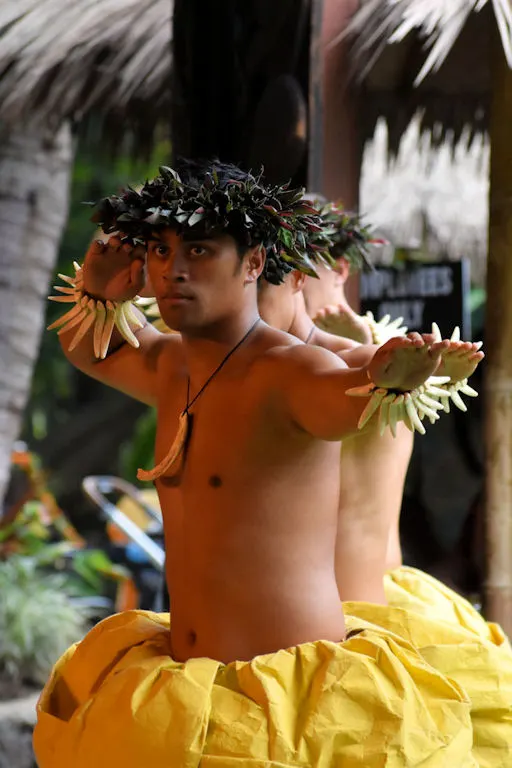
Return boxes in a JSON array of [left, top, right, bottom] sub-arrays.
[[436, 341, 484, 382]]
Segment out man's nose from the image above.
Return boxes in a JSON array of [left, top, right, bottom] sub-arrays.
[[162, 252, 188, 281]]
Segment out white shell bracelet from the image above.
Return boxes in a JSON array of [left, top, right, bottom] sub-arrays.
[[47, 263, 144, 359], [433, 377, 479, 414], [430, 323, 481, 412], [364, 311, 408, 345], [346, 318, 483, 436], [346, 375, 451, 436]]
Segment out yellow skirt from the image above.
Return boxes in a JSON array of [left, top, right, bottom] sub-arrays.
[[33, 610, 474, 768], [366, 567, 512, 767], [384, 566, 509, 645]]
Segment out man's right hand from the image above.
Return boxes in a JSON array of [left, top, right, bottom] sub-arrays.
[[83, 236, 146, 302], [313, 303, 373, 344], [368, 333, 449, 391]]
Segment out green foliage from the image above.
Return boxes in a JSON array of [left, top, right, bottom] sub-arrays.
[[59, 137, 172, 272], [31, 543, 127, 600], [69, 549, 116, 594], [314, 201, 381, 272], [1, 482, 130, 599], [0, 557, 87, 684], [0, 501, 52, 553]]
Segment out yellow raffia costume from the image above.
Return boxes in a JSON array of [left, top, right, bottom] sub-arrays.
[[368, 566, 512, 767], [33, 609, 475, 768], [385, 566, 506, 642]]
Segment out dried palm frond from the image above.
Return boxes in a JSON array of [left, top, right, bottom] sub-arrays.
[[347, 0, 511, 84], [0, 0, 172, 142], [361, 118, 489, 286], [343, 0, 512, 150]]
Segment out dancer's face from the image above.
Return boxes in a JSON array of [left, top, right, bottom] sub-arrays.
[[146, 228, 264, 334], [302, 258, 349, 316]]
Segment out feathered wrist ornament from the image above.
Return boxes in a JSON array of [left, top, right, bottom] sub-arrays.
[[364, 311, 408, 345], [346, 374, 451, 436], [429, 324, 480, 413], [47, 262, 144, 359]]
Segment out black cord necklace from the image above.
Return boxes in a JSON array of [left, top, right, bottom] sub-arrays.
[[137, 318, 260, 483], [184, 317, 260, 414], [304, 325, 315, 345]]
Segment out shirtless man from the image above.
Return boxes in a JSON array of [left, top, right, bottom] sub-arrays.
[[56, 182, 422, 662], [257, 269, 413, 603], [34, 161, 475, 767], [298, 200, 414, 578], [303, 220, 415, 583], [258, 254, 481, 604]]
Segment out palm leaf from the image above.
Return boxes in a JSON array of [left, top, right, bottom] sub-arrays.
[[343, 0, 512, 151], [347, 0, 512, 83], [0, 0, 172, 145]]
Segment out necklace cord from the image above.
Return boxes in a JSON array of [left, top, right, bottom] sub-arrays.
[[184, 318, 260, 414]]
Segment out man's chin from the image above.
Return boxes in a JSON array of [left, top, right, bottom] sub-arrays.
[[157, 300, 193, 330], [160, 315, 186, 333], [159, 311, 199, 335]]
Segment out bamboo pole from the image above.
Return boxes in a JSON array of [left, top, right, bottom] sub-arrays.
[[484, 40, 512, 635]]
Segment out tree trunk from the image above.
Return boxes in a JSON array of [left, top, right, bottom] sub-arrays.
[[484, 43, 512, 634], [0, 123, 74, 509]]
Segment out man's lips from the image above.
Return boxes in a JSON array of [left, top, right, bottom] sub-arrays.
[[162, 293, 194, 304]]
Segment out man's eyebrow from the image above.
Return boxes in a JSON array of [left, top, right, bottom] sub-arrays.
[[183, 234, 211, 241], [147, 234, 165, 243], [182, 234, 217, 244]]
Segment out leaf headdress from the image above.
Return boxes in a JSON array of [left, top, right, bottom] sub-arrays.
[[91, 161, 335, 285], [311, 200, 384, 272]]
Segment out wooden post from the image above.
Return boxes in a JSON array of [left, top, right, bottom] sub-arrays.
[[484, 40, 512, 634], [309, 0, 361, 309]]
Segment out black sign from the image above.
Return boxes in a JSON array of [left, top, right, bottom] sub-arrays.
[[360, 260, 471, 340]]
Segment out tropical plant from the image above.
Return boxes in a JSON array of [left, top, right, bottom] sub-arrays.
[[0, 557, 87, 684], [2, 447, 132, 614]]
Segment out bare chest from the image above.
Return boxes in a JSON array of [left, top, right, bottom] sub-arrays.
[[151, 372, 340, 547], [153, 376, 286, 494]]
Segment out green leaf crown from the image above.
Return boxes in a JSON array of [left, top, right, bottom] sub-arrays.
[[91, 164, 336, 285], [313, 200, 382, 272]]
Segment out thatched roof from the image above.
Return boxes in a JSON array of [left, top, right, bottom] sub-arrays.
[[0, 0, 490, 279], [346, 0, 512, 149], [0, 0, 172, 142], [3, 0, 497, 152], [361, 118, 489, 286]]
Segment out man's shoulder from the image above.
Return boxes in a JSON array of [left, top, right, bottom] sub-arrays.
[[255, 327, 347, 376], [314, 328, 360, 355], [146, 329, 184, 374]]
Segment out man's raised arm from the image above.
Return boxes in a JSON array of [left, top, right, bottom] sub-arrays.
[[49, 237, 175, 407]]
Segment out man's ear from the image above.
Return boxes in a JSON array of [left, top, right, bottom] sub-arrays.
[[334, 257, 350, 286], [291, 269, 307, 293], [244, 245, 266, 284]]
